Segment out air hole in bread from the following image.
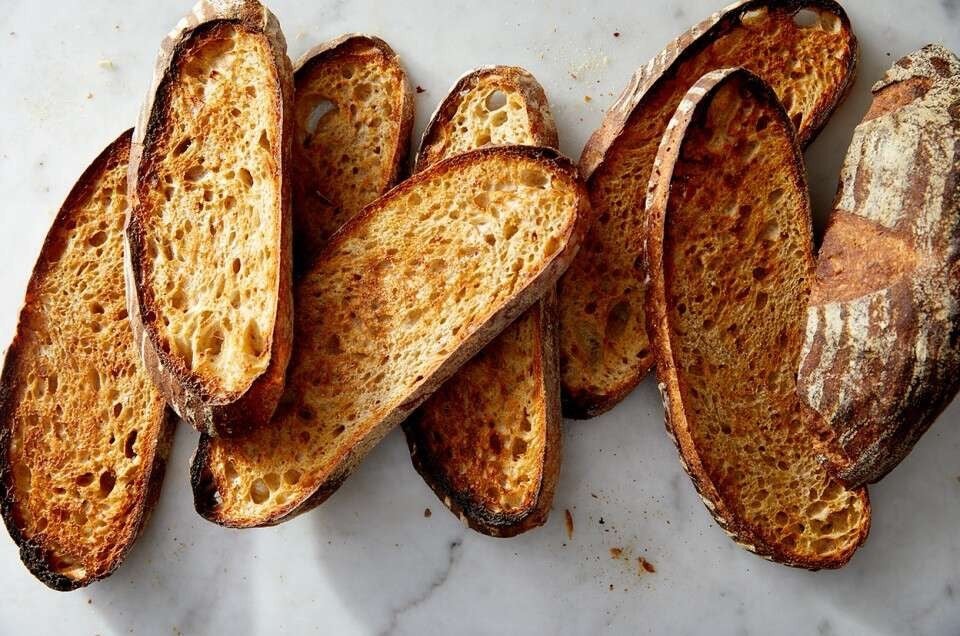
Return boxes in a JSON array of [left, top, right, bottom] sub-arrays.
[[485, 90, 507, 111], [184, 165, 207, 182], [124, 429, 139, 459], [224, 461, 238, 482], [283, 469, 301, 485], [740, 7, 768, 26], [520, 169, 548, 189], [249, 478, 269, 504], [172, 137, 192, 157], [353, 83, 372, 101], [98, 470, 116, 497], [75, 472, 94, 487], [306, 99, 336, 135], [793, 8, 820, 28], [232, 257, 242, 274], [238, 168, 254, 188], [475, 131, 491, 146], [332, 425, 345, 437], [112, 402, 123, 418], [87, 231, 108, 248], [258, 130, 270, 151], [490, 110, 508, 127], [243, 319, 264, 357]]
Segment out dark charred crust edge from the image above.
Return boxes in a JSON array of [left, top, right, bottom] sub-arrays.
[[125, 0, 294, 438], [192, 145, 590, 528], [0, 131, 178, 590], [642, 68, 870, 569]]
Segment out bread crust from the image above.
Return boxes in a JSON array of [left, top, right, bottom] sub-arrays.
[[643, 69, 870, 569], [125, 0, 294, 437], [402, 66, 562, 537], [797, 45, 960, 487], [291, 33, 414, 271], [192, 146, 589, 527], [561, 0, 858, 419], [0, 131, 177, 590]]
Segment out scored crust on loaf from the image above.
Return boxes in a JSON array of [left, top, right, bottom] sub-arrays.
[[0, 131, 175, 591], [644, 69, 869, 569], [125, 0, 294, 437], [797, 45, 960, 487], [559, 0, 858, 418], [292, 34, 413, 269], [402, 67, 562, 537], [192, 146, 589, 527]]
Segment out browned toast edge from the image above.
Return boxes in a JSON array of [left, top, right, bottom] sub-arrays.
[[192, 145, 589, 527], [642, 68, 870, 569], [0, 130, 177, 590], [124, 0, 295, 438]]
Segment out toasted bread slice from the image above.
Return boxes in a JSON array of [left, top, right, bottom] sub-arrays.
[[125, 0, 294, 437], [798, 45, 960, 487], [292, 34, 413, 270], [644, 69, 870, 569], [192, 146, 589, 527], [402, 67, 562, 537], [0, 131, 175, 590], [559, 0, 858, 418]]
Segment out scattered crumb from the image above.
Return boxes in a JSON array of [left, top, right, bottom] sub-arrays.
[[590, 493, 598, 499], [9, 31, 15, 36], [570, 72, 578, 80], [87, 599, 92, 604], [584, 95, 592, 103], [296, 31, 306, 40], [97, 59, 114, 70], [86, 93, 94, 100], [598, 517, 605, 525], [423, 508, 432, 518], [608, 584, 614, 591], [609, 547, 623, 559], [638, 557, 656, 574], [565, 509, 574, 539], [416, 85, 426, 94], [613, 32, 621, 37]]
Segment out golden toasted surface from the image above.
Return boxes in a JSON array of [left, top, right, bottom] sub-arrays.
[[404, 67, 560, 535], [416, 67, 557, 170], [130, 23, 284, 397], [560, 1, 856, 417], [0, 133, 171, 589], [647, 71, 868, 568], [293, 35, 412, 260], [194, 147, 585, 527]]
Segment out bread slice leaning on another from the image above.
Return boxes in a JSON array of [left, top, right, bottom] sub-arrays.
[[291, 34, 414, 271], [559, 0, 858, 419], [192, 146, 589, 527], [0, 131, 176, 590], [644, 69, 870, 569], [403, 67, 562, 537], [798, 45, 960, 487], [125, 0, 294, 437]]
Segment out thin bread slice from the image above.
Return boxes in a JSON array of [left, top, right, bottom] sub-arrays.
[[192, 146, 589, 527], [559, 0, 858, 418], [292, 34, 414, 271], [797, 45, 960, 487], [402, 67, 562, 537], [0, 131, 175, 590], [125, 0, 294, 437], [644, 69, 870, 569]]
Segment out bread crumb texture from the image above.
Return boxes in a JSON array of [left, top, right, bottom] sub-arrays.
[[4, 137, 166, 583], [200, 151, 578, 524], [662, 76, 866, 563], [293, 37, 407, 249], [559, 4, 854, 413], [408, 68, 555, 521], [134, 24, 282, 396]]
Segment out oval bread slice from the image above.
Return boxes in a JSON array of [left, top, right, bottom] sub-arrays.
[[559, 0, 858, 418], [125, 0, 294, 437], [0, 131, 175, 590], [644, 69, 870, 569], [403, 66, 562, 537], [192, 146, 589, 527], [797, 45, 960, 487], [292, 34, 414, 270]]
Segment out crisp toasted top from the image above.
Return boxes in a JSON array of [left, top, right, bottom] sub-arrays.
[[1, 134, 168, 587], [129, 22, 284, 398], [196, 147, 584, 526]]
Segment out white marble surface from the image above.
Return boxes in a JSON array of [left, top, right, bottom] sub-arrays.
[[0, 1, 958, 634]]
